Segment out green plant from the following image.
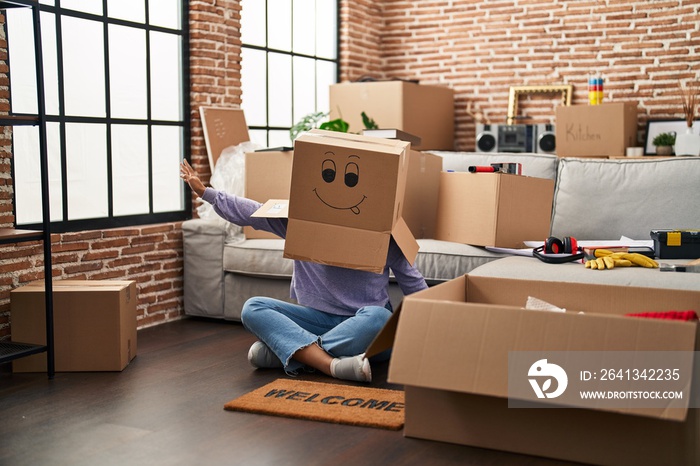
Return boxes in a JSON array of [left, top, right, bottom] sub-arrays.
[[652, 132, 676, 146], [289, 111, 329, 141], [361, 111, 378, 130], [319, 118, 349, 133], [290, 110, 378, 141]]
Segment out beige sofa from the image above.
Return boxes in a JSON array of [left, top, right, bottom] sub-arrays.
[[182, 153, 700, 321]]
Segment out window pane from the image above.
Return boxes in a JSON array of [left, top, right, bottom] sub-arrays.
[[152, 126, 183, 212], [293, 0, 315, 55], [112, 125, 149, 216], [13, 123, 63, 224], [149, 0, 181, 30], [268, 52, 292, 127], [268, 129, 292, 148], [248, 129, 268, 148], [8, 9, 60, 116], [293, 56, 316, 122], [241, 0, 266, 47], [66, 123, 108, 220], [268, 0, 292, 51], [108, 0, 146, 23], [316, 0, 337, 59], [41, 12, 60, 116], [241, 48, 268, 127], [109, 25, 147, 119], [316, 60, 336, 113], [62, 16, 106, 117], [61, 0, 102, 15], [150, 31, 182, 121], [6, 8, 36, 114]]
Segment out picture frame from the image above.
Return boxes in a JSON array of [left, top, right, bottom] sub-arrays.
[[506, 84, 573, 125], [644, 119, 700, 155]]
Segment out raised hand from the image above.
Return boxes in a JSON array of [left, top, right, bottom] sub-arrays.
[[180, 159, 206, 198]]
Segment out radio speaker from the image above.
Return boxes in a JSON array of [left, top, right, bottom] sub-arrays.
[[536, 124, 556, 154], [475, 124, 497, 153]]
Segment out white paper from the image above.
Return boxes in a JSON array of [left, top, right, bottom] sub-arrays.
[[523, 236, 654, 249]]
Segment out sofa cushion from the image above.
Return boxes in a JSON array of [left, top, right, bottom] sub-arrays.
[[224, 239, 293, 278], [428, 151, 559, 179], [223, 238, 505, 283], [551, 157, 700, 240], [470, 255, 700, 292], [413, 239, 506, 282]]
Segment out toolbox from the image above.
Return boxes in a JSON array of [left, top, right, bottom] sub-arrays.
[[650, 229, 700, 259]]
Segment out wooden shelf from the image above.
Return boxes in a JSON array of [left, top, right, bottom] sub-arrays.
[[0, 115, 40, 126], [0, 228, 44, 245]]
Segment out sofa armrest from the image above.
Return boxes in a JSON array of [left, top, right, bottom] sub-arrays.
[[182, 218, 227, 318]]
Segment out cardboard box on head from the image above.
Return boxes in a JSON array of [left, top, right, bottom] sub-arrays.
[[253, 129, 418, 274]]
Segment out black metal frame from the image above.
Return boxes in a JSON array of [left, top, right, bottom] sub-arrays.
[[0, 0, 55, 378], [241, 0, 341, 144], [6, 0, 191, 234]]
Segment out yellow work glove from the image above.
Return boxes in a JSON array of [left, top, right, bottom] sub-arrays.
[[584, 249, 658, 270]]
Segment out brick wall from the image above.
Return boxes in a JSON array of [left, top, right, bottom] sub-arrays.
[[1, 1, 699, 340], [340, 0, 700, 150]]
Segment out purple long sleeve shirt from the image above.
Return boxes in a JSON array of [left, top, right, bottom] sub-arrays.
[[201, 188, 428, 316]]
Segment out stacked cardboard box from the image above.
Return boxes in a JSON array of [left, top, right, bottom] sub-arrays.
[[556, 102, 638, 157], [329, 81, 455, 151]]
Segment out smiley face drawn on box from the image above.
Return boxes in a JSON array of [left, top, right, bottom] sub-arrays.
[[289, 132, 406, 232], [315, 152, 365, 215]]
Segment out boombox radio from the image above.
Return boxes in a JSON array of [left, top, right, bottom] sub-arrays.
[[476, 123, 556, 154]]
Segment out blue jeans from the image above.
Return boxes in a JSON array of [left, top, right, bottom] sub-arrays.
[[240, 297, 392, 373]]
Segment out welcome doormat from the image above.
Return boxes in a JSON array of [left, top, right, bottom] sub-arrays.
[[224, 379, 405, 430]]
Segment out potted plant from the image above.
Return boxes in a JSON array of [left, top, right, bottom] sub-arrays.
[[674, 79, 700, 156], [652, 132, 676, 155]]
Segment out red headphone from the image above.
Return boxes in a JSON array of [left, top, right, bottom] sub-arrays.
[[533, 236, 585, 263]]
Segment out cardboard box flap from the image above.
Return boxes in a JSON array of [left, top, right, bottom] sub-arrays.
[[285, 219, 391, 274], [301, 128, 411, 153], [388, 276, 697, 421], [252, 199, 289, 218], [365, 303, 402, 359], [391, 216, 419, 265], [20, 280, 134, 292], [199, 107, 250, 170]]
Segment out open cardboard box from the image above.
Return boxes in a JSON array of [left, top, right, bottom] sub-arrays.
[[254, 129, 418, 274], [367, 274, 700, 466]]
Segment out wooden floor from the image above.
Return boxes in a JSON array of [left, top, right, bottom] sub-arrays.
[[0, 317, 576, 466]]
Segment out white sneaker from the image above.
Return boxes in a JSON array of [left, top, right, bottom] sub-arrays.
[[330, 354, 372, 383], [247, 341, 283, 369]]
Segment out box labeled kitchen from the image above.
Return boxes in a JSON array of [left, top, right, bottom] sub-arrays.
[[556, 102, 638, 157]]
